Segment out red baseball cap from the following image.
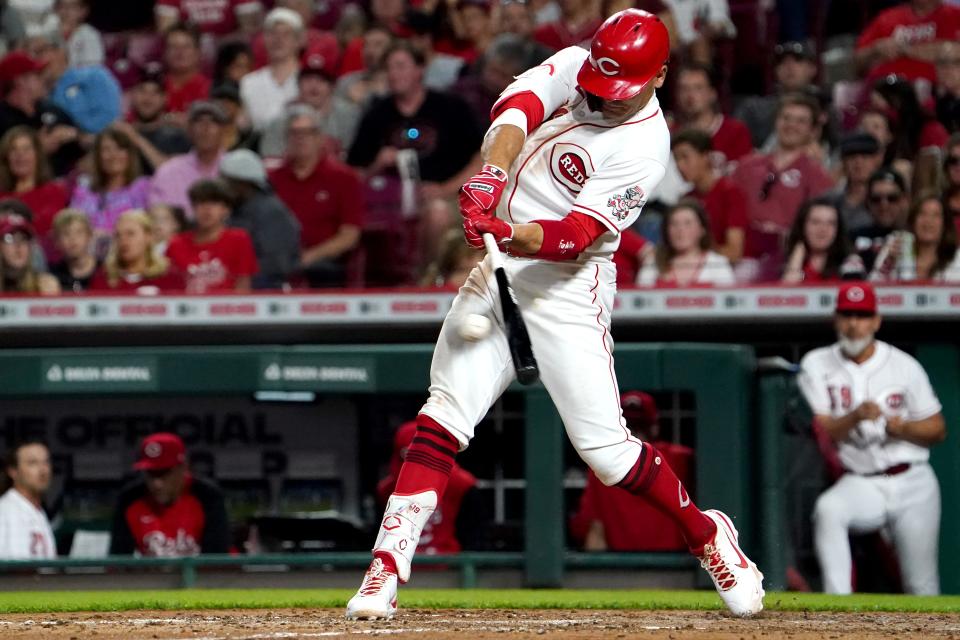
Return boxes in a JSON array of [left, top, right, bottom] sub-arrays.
[[835, 282, 877, 315], [133, 433, 186, 470], [0, 213, 34, 239], [621, 391, 658, 429], [0, 51, 46, 87]]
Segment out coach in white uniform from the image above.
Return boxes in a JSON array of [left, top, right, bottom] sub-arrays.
[[0, 441, 56, 559], [799, 282, 946, 595]]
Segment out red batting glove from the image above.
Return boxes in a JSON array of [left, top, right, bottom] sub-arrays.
[[458, 164, 508, 219], [463, 216, 514, 249]]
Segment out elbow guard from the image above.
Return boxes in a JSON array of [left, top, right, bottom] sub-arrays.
[[533, 212, 608, 261]]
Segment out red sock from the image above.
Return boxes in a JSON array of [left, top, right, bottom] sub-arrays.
[[617, 442, 717, 552], [374, 415, 460, 574]]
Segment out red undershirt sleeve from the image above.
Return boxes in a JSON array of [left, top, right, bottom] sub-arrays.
[[532, 211, 609, 261]]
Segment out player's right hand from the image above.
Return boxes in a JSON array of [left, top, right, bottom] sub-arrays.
[[458, 164, 508, 219]]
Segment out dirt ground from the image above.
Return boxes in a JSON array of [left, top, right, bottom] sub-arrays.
[[0, 608, 957, 639]]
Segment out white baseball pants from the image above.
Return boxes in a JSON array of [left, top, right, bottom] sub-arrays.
[[420, 253, 643, 486], [812, 463, 941, 595]]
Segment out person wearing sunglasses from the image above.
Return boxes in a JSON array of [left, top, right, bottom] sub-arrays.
[[798, 281, 946, 595], [870, 191, 960, 282], [851, 168, 909, 271]]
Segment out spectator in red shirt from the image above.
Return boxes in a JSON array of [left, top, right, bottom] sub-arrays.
[[730, 92, 834, 282], [89, 210, 186, 293], [269, 104, 362, 288], [855, 0, 960, 85], [611, 227, 650, 285], [163, 23, 212, 116], [109, 433, 230, 557], [782, 197, 862, 284], [569, 391, 693, 552], [671, 63, 753, 174], [155, 0, 264, 37], [167, 178, 258, 293], [376, 421, 480, 555], [0, 125, 69, 257], [533, 0, 603, 51], [671, 128, 747, 263]]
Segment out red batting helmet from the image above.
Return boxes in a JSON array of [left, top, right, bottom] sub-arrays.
[[577, 9, 670, 101]]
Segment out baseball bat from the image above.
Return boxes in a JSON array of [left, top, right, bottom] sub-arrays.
[[483, 233, 540, 386]]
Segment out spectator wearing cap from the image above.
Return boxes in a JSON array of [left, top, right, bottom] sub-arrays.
[[671, 129, 747, 264], [116, 63, 191, 174], [855, 0, 960, 85], [734, 41, 818, 149], [240, 8, 303, 132], [935, 41, 960, 133], [259, 53, 361, 158], [570, 391, 693, 552], [148, 101, 228, 220], [829, 133, 885, 234], [798, 281, 946, 595], [110, 433, 230, 557], [870, 191, 960, 282], [0, 211, 59, 293], [251, 0, 340, 74], [68, 126, 151, 248], [54, 0, 103, 68], [155, 0, 264, 37], [0, 51, 81, 174], [167, 178, 258, 293], [219, 148, 300, 289], [671, 63, 753, 174], [269, 104, 362, 288], [89, 209, 185, 292], [851, 167, 910, 272], [730, 92, 834, 282], [162, 23, 212, 116], [50, 207, 98, 292], [0, 125, 69, 250], [533, 0, 603, 51], [0, 439, 56, 560], [210, 83, 259, 153], [334, 23, 393, 108], [782, 197, 863, 284]]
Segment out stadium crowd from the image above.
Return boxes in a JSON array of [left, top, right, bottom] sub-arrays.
[[0, 0, 956, 294]]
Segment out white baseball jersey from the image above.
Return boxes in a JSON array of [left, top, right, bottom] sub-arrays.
[[799, 340, 943, 595], [0, 488, 56, 559], [798, 340, 942, 475], [494, 46, 670, 260]]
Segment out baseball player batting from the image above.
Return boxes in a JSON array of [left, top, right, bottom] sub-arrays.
[[347, 9, 764, 619], [798, 282, 946, 594]]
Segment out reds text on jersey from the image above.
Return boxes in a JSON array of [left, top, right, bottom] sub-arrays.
[[798, 341, 942, 475], [493, 46, 670, 260], [0, 488, 56, 559]]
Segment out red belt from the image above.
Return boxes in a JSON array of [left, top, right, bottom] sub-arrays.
[[864, 463, 911, 477]]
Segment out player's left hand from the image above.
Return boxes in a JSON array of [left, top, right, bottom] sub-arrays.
[[463, 215, 513, 249], [885, 415, 906, 438]]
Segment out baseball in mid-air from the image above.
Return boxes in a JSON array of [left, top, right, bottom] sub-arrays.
[[459, 313, 492, 341]]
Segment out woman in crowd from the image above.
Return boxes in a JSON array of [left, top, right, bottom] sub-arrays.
[[148, 203, 188, 257], [213, 42, 253, 86], [0, 213, 60, 295], [871, 192, 960, 283], [944, 133, 960, 191], [781, 197, 862, 283], [637, 200, 735, 287], [50, 208, 99, 293], [0, 126, 70, 256], [89, 210, 184, 293], [420, 228, 483, 288], [69, 127, 151, 254]]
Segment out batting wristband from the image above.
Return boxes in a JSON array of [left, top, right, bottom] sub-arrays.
[[533, 212, 608, 260], [490, 108, 528, 138]]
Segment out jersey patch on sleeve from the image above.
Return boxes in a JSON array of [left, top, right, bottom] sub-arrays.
[[606, 185, 646, 221]]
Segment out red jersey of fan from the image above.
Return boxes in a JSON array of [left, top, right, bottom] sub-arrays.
[[377, 466, 476, 554], [155, 0, 263, 35], [533, 18, 603, 50], [710, 116, 754, 171], [165, 72, 212, 114], [856, 3, 960, 83], [88, 268, 186, 292], [269, 157, 364, 250], [569, 441, 694, 552], [612, 229, 648, 284], [166, 228, 258, 293], [686, 176, 748, 247]]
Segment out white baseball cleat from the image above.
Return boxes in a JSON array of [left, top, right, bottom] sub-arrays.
[[346, 557, 398, 620], [697, 509, 765, 617]]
